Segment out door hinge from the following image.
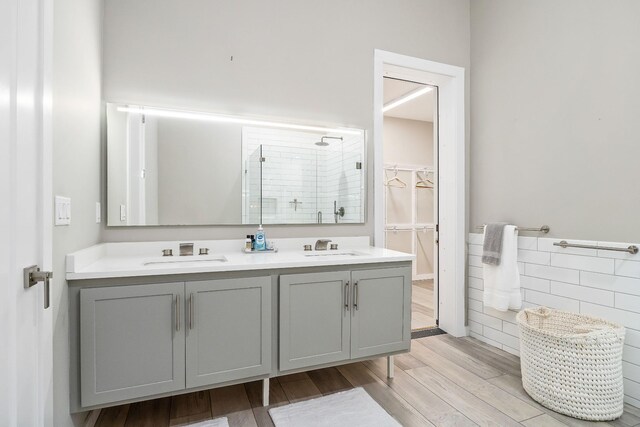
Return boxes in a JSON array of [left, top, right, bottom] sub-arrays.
[[260, 157, 266, 162], [355, 162, 362, 170]]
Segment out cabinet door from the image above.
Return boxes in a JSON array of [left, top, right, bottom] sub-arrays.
[[350, 267, 411, 359], [185, 277, 271, 388], [80, 282, 185, 407], [280, 271, 350, 371]]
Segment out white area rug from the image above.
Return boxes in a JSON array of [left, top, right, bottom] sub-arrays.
[[185, 417, 229, 427], [269, 387, 401, 427]]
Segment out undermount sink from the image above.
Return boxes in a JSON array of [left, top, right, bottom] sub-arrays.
[[303, 251, 365, 257], [143, 255, 228, 266]]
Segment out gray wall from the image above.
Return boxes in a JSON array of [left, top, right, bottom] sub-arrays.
[[383, 117, 434, 166], [52, 0, 103, 425], [157, 119, 243, 224], [470, 0, 640, 242], [101, 0, 471, 242]]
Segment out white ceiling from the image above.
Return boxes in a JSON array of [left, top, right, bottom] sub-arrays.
[[383, 78, 435, 122]]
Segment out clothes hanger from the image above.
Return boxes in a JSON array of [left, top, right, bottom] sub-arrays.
[[415, 170, 434, 188], [385, 167, 407, 188]]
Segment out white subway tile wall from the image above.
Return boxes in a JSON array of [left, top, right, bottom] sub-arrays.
[[467, 233, 640, 407], [261, 144, 318, 223], [242, 127, 363, 224]]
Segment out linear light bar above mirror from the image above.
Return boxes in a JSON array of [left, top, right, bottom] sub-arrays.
[[106, 103, 366, 227], [117, 105, 364, 136]]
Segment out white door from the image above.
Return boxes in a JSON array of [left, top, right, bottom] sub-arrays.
[[0, 0, 54, 425]]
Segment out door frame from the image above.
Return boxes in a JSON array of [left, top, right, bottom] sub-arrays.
[[373, 49, 467, 337]]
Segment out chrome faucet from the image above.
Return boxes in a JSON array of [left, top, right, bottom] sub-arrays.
[[314, 239, 332, 251], [180, 243, 194, 256]]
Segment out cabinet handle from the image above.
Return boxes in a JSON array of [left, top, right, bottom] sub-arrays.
[[175, 294, 180, 331], [344, 281, 350, 312], [354, 282, 359, 311], [189, 293, 195, 330]]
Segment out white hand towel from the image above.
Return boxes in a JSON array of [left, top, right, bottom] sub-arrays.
[[482, 225, 521, 311]]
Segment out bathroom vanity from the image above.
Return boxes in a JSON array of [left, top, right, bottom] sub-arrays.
[[66, 237, 413, 412]]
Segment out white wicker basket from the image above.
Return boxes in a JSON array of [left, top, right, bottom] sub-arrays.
[[517, 307, 625, 421]]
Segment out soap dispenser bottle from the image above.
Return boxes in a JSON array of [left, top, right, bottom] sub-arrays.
[[255, 225, 266, 251]]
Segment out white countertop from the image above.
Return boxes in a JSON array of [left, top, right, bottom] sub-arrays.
[[66, 237, 414, 280]]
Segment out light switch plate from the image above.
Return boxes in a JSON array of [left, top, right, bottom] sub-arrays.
[[95, 202, 101, 223], [55, 196, 71, 226]]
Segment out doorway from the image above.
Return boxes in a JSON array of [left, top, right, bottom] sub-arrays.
[[382, 77, 439, 332], [373, 50, 466, 337]]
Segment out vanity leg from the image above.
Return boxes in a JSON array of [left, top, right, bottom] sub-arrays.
[[262, 378, 270, 407], [387, 356, 395, 379]]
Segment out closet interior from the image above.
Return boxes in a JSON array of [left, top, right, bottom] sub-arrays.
[[382, 77, 438, 331]]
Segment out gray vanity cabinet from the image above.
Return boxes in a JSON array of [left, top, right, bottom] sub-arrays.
[[279, 267, 411, 371], [185, 277, 271, 388], [72, 262, 411, 412], [350, 267, 411, 359], [80, 282, 185, 407], [279, 271, 351, 371]]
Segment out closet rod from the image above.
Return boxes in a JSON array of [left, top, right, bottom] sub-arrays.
[[385, 225, 434, 231], [383, 165, 433, 172]]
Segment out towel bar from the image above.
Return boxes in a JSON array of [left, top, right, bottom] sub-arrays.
[[554, 240, 639, 254], [476, 225, 550, 233]]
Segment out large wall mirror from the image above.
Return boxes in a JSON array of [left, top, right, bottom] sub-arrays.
[[106, 103, 365, 226]]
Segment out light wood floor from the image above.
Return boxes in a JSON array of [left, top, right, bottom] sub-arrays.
[[94, 334, 640, 427], [412, 279, 436, 330]]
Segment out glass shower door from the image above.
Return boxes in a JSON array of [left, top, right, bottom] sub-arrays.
[[261, 144, 317, 224], [337, 150, 364, 223]]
